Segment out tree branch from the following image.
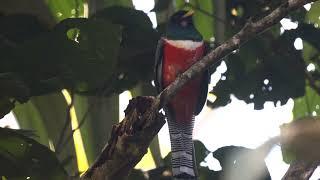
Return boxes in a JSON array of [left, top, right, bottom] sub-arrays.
[[282, 161, 319, 180], [80, 97, 165, 180], [80, 0, 318, 179]]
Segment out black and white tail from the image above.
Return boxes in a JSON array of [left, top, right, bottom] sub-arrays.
[[167, 114, 197, 179]]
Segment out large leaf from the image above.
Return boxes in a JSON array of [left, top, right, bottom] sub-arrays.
[[31, 93, 78, 174], [0, 127, 67, 179], [13, 101, 50, 146]]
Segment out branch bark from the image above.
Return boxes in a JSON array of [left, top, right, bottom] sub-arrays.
[[80, 97, 165, 180], [282, 161, 319, 180], [80, 0, 318, 179]]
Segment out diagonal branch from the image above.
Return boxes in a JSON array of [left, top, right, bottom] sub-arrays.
[[282, 161, 319, 180], [80, 0, 318, 179]]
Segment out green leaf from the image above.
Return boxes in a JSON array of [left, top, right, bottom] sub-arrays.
[[75, 18, 122, 93], [89, 7, 160, 94], [0, 16, 122, 95], [293, 86, 320, 119], [0, 127, 67, 179], [13, 101, 50, 146], [188, 0, 214, 41], [46, 0, 84, 21], [306, 1, 320, 26]]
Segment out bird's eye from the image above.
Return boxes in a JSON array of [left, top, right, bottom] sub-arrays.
[[180, 20, 188, 27]]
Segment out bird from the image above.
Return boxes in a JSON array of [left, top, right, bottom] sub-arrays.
[[154, 10, 209, 179]]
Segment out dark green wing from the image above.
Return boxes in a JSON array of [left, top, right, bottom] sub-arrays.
[[195, 70, 209, 115], [195, 42, 211, 115], [154, 38, 164, 93]]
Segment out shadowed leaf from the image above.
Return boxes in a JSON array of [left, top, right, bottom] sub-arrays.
[[0, 127, 67, 179]]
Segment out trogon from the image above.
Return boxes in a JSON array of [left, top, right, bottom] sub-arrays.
[[154, 10, 209, 179]]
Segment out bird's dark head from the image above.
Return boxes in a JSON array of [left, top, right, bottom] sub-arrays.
[[166, 10, 202, 41]]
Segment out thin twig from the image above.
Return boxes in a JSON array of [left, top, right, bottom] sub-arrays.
[[57, 76, 117, 151], [55, 92, 74, 153]]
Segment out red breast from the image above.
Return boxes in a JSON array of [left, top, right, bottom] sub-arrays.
[[162, 40, 205, 123]]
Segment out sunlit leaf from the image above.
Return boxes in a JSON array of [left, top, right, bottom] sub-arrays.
[[46, 0, 84, 21], [305, 1, 320, 26], [293, 86, 320, 119], [13, 101, 50, 146]]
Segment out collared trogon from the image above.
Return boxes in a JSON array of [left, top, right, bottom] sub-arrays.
[[154, 10, 209, 179]]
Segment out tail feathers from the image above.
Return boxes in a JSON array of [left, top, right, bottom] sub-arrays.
[[167, 114, 197, 179]]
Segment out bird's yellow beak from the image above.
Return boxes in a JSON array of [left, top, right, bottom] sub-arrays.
[[182, 10, 194, 18]]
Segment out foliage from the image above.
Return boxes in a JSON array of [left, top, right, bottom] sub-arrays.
[[0, 127, 67, 179], [0, 2, 159, 178], [0, 6, 159, 118]]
